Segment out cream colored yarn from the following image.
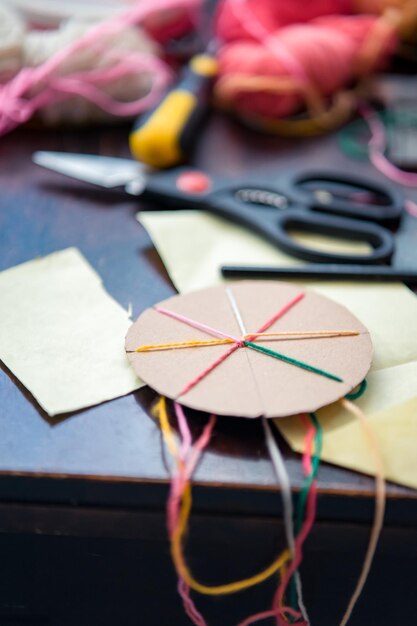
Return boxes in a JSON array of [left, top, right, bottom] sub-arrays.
[[0, 2, 162, 125]]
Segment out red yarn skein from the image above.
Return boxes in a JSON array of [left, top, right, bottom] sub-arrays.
[[216, 0, 354, 42], [215, 14, 397, 121]]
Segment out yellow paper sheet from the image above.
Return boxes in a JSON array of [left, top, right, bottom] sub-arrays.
[[139, 210, 417, 488], [278, 366, 417, 490], [139, 210, 417, 371], [0, 248, 143, 416]]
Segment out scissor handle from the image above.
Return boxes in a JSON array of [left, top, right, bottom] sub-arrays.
[[143, 167, 395, 263], [273, 210, 394, 264], [208, 189, 394, 263], [287, 170, 403, 223]]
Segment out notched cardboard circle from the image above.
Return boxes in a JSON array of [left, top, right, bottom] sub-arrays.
[[125, 281, 372, 418]]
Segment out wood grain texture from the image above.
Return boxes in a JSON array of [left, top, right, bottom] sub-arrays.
[[0, 115, 417, 526]]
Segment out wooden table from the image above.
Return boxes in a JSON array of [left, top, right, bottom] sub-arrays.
[[1, 106, 416, 625]]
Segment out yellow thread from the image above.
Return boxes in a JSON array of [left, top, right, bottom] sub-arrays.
[[158, 398, 290, 596], [135, 330, 359, 353], [136, 338, 233, 352], [158, 396, 180, 460], [171, 479, 290, 596]]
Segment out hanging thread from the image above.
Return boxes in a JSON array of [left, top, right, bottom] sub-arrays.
[[337, 397, 385, 626], [144, 288, 383, 626], [158, 396, 292, 597]]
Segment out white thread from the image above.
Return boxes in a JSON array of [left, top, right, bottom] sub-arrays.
[[263, 418, 310, 625], [226, 286, 310, 623], [226, 287, 247, 335]]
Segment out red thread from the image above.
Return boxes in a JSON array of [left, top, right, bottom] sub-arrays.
[[0, 0, 198, 135], [177, 291, 304, 397], [236, 606, 306, 626], [170, 404, 216, 626], [179, 343, 240, 396], [253, 292, 305, 336], [300, 413, 315, 476], [273, 482, 318, 626]]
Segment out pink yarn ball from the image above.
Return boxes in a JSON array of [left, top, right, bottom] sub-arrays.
[[216, 15, 396, 120], [216, 0, 354, 42]]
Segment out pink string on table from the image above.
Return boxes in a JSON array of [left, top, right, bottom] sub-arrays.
[[155, 306, 243, 343], [362, 104, 417, 187], [0, 0, 199, 135], [360, 104, 417, 218], [229, 0, 309, 83]]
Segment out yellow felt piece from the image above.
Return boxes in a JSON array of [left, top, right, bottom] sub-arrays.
[[0, 248, 143, 416]]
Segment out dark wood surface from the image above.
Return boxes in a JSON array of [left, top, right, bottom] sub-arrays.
[[1, 102, 417, 528]]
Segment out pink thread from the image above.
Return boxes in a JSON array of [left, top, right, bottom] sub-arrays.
[[237, 606, 306, 626], [405, 199, 417, 218], [184, 414, 217, 476], [175, 401, 193, 459], [272, 453, 318, 626], [177, 291, 305, 397], [216, 0, 353, 44], [0, 0, 199, 135], [272, 483, 317, 626], [156, 306, 242, 343], [166, 407, 216, 626], [179, 343, 240, 397], [166, 412, 216, 526], [251, 292, 305, 336], [228, 0, 309, 82], [178, 579, 209, 626], [361, 104, 417, 189]]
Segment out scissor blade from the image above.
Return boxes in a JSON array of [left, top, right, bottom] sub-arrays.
[[33, 151, 147, 189]]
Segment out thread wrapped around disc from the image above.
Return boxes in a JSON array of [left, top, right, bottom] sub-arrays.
[[125, 281, 373, 418]]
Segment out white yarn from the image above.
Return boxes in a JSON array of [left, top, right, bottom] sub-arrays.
[[4, 0, 127, 27], [0, 2, 163, 125], [0, 4, 24, 80]]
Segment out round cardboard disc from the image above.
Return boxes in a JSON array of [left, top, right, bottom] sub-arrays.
[[125, 281, 372, 418]]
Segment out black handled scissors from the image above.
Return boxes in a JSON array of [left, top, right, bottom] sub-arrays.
[[33, 152, 403, 264]]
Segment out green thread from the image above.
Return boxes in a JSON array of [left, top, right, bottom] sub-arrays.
[[244, 341, 343, 383], [345, 379, 367, 400], [295, 413, 323, 534], [290, 413, 323, 614]]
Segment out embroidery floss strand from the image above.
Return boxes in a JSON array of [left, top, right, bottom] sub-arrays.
[[338, 397, 385, 626]]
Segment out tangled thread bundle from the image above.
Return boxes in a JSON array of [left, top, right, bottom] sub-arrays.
[[214, 0, 409, 130], [141, 286, 385, 626]]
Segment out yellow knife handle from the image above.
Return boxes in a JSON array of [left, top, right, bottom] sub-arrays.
[[129, 53, 218, 169]]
